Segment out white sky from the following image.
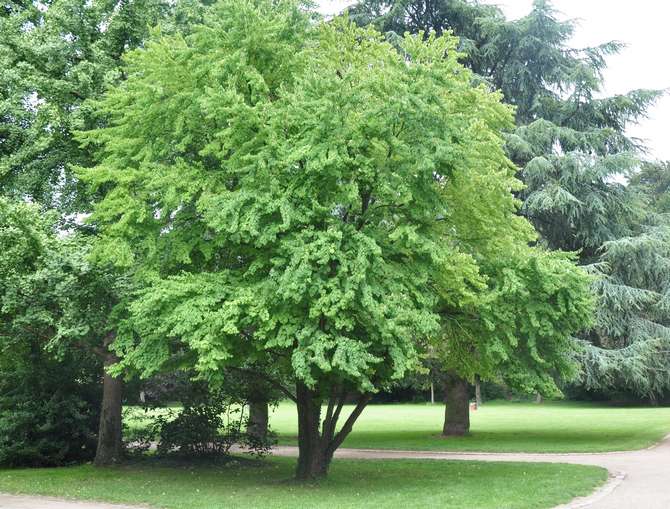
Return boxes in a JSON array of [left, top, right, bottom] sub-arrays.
[[318, 0, 670, 162]]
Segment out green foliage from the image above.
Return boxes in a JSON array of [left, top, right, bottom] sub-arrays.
[[440, 246, 593, 397], [0, 353, 100, 467], [578, 222, 670, 398], [145, 396, 274, 458], [351, 0, 666, 398], [350, 0, 661, 127], [519, 150, 643, 257], [79, 0, 540, 408], [0, 198, 100, 466], [631, 161, 670, 214], [0, 0, 211, 213]]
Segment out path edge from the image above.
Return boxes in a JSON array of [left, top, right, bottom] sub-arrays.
[[554, 470, 626, 509]]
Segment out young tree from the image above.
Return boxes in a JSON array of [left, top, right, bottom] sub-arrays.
[[79, 0, 530, 478]]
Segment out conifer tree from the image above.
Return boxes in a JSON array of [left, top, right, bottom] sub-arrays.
[[351, 0, 668, 400]]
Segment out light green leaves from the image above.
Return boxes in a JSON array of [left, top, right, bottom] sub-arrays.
[[81, 1, 557, 394]]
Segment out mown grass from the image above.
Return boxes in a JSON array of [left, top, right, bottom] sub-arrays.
[[0, 456, 607, 509], [267, 400, 670, 453]]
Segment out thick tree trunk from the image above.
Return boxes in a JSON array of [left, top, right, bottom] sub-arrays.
[[475, 375, 482, 408], [442, 372, 470, 436], [247, 399, 269, 441], [294, 381, 370, 480], [94, 336, 124, 466], [295, 382, 328, 480], [535, 393, 543, 404]]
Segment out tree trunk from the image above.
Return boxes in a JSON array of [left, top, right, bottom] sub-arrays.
[[295, 382, 328, 480], [294, 381, 370, 480], [247, 399, 269, 441], [535, 393, 543, 404], [442, 372, 470, 436], [475, 375, 482, 408], [94, 335, 124, 466]]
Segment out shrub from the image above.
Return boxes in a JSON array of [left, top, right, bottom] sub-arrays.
[[0, 347, 100, 467], [127, 382, 275, 459]]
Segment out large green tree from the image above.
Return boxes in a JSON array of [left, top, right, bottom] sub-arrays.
[[78, 0, 540, 478]]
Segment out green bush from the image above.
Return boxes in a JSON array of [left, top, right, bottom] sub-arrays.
[[0, 347, 100, 467], [129, 383, 275, 459]]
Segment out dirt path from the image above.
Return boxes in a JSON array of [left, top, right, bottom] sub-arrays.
[[0, 494, 140, 509], [2, 436, 669, 509]]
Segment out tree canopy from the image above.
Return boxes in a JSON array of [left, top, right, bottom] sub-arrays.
[[72, 0, 594, 477]]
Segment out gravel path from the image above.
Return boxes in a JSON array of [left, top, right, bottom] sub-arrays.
[[2, 435, 669, 509]]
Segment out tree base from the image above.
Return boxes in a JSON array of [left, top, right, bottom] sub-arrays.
[[442, 372, 470, 437]]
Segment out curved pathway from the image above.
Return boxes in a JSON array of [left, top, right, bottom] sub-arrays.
[[270, 435, 670, 509], [1, 436, 669, 509]]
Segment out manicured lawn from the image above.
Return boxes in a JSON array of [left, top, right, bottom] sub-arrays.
[[0, 457, 606, 509], [269, 400, 670, 453]]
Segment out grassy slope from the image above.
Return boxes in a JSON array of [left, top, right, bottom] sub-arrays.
[[269, 400, 670, 453], [0, 457, 607, 509]]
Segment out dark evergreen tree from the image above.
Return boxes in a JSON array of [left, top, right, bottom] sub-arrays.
[[350, 0, 668, 400]]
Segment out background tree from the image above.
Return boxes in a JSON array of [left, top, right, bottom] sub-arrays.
[[1, 0, 215, 465], [0, 198, 101, 466], [436, 242, 593, 434], [350, 0, 667, 401]]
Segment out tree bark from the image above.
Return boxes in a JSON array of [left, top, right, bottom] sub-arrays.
[[94, 335, 124, 466], [475, 375, 482, 408], [535, 393, 543, 404], [442, 372, 470, 436], [295, 381, 327, 480], [294, 381, 370, 480], [247, 399, 269, 441]]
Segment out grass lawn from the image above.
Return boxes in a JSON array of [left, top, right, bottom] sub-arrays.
[[0, 457, 607, 509], [268, 400, 670, 453]]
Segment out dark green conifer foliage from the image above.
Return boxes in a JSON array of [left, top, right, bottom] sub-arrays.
[[351, 0, 668, 398]]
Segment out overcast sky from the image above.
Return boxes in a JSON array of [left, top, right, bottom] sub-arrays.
[[318, 0, 670, 162]]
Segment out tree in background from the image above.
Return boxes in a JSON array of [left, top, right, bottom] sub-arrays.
[[576, 162, 670, 399], [0, 196, 132, 465], [0, 198, 102, 466], [0, 0, 212, 214], [437, 247, 593, 435], [1, 0, 216, 465], [350, 0, 668, 401]]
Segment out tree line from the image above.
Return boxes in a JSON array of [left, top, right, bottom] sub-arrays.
[[0, 0, 668, 480]]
